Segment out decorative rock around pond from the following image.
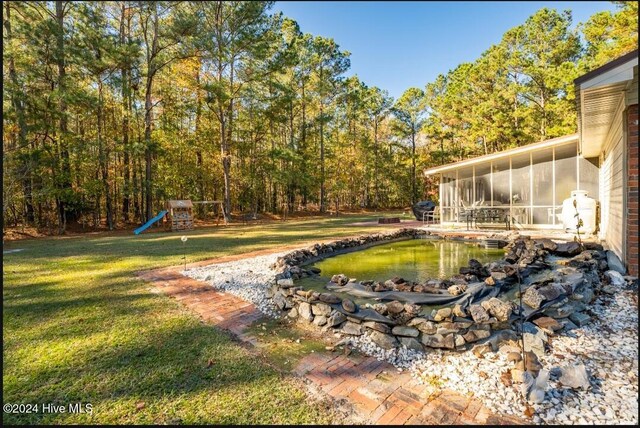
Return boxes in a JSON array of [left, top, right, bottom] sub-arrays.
[[313, 315, 328, 326], [363, 321, 391, 333], [319, 293, 341, 304], [391, 326, 420, 337], [341, 321, 363, 335], [399, 337, 423, 352], [452, 304, 467, 318], [433, 307, 452, 321], [462, 329, 491, 343], [326, 311, 346, 328], [568, 311, 591, 327], [469, 304, 490, 323], [331, 274, 349, 286], [311, 303, 332, 316], [447, 284, 467, 296], [416, 321, 437, 335], [480, 297, 513, 322], [298, 302, 313, 322], [264, 229, 616, 386], [370, 330, 398, 349], [386, 300, 405, 315], [554, 241, 582, 256], [421, 333, 455, 349], [277, 278, 294, 286], [606, 250, 626, 274], [342, 298, 356, 313], [543, 303, 574, 319], [532, 316, 562, 331], [523, 286, 545, 309]]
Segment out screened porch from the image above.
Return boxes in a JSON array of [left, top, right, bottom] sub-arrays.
[[424, 134, 600, 229]]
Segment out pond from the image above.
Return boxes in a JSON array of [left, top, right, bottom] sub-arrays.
[[295, 239, 505, 303]]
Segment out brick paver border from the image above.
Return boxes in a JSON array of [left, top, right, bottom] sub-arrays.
[[137, 250, 527, 425]]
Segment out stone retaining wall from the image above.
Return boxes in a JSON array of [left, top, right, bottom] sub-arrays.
[[268, 229, 612, 355]]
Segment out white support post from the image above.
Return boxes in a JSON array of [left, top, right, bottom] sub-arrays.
[[552, 147, 556, 226], [530, 152, 534, 225]]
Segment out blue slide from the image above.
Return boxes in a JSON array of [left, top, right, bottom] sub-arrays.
[[134, 210, 168, 235]]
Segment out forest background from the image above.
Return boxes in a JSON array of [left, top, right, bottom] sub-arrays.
[[2, 1, 637, 233]]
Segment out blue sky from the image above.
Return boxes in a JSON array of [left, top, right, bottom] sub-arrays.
[[272, 1, 617, 99]]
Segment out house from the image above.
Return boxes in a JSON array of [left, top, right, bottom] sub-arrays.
[[424, 49, 638, 275], [575, 49, 638, 276]]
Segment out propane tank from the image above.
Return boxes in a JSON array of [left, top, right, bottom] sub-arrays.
[[561, 190, 597, 234]]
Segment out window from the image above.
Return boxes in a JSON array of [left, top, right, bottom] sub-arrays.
[[555, 143, 578, 205]]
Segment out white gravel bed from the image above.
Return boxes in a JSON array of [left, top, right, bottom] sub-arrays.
[[181, 251, 638, 425], [181, 252, 287, 318], [404, 290, 638, 425]]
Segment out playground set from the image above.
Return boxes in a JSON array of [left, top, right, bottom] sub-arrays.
[[133, 199, 223, 235]]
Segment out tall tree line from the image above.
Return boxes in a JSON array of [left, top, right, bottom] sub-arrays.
[[2, 1, 637, 232]]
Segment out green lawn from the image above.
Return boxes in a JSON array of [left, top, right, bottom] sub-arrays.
[[2, 214, 401, 424]]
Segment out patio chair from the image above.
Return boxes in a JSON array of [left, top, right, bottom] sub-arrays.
[[547, 206, 562, 224], [423, 206, 440, 224], [455, 199, 473, 223]]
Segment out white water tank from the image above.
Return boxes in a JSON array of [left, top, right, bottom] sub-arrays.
[[561, 190, 597, 234]]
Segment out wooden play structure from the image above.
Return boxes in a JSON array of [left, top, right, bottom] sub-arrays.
[[165, 200, 194, 232]]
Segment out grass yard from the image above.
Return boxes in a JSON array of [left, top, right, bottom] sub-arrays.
[[2, 214, 399, 424]]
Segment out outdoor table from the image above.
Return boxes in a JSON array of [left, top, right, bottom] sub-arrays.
[[465, 207, 511, 230]]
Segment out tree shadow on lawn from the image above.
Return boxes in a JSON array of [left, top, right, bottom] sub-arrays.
[[3, 308, 323, 424]]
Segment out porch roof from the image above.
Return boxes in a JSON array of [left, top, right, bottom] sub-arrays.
[[423, 133, 578, 176]]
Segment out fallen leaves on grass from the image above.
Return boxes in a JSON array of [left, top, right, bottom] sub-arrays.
[[524, 405, 535, 418]]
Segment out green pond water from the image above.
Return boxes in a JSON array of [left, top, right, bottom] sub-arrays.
[[295, 239, 505, 302]]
